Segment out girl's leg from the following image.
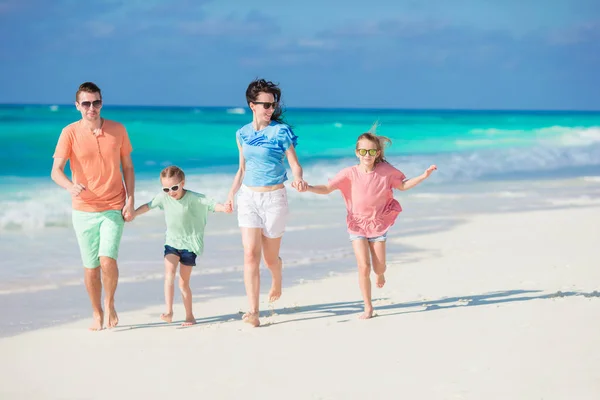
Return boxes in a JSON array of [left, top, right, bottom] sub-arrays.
[[241, 227, 263, 327], [178, 264, 195, 326], [262, 235, 283, 303], [369, 241, 387, 288], [351, 239, 374, 319], [162, 253, 179, 323]]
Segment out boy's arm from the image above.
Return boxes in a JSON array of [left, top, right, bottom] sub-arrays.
[[396, 165, 437, 191], [134, 203, 151, 217], [307, 184, 335, 195]]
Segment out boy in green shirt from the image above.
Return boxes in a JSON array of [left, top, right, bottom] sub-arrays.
[[135, 166, 231, 326]]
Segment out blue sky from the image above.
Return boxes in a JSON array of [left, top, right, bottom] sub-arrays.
[[0, 0, 599, 109]]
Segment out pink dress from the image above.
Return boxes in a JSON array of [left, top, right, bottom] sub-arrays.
[[329, 162, 406, 237]]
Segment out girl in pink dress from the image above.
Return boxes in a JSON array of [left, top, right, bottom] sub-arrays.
[[306, 130, 437, 319]]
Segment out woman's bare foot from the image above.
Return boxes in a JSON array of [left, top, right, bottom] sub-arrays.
[[89, 312, 104, 331], [359, 307, 374, 320], [160, 312, 173, 323], [181, 316, 196, 327], [242, 311, 260, 327], [376, 274, 386, 288], [269, 258, 283, 303]]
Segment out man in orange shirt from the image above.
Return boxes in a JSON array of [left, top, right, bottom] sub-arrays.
[[51, 82, 135, 331]]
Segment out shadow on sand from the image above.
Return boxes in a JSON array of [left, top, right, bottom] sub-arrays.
[[112, 289, 599, 332]]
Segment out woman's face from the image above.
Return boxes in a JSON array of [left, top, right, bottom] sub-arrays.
[[250, 91, 276, 126]]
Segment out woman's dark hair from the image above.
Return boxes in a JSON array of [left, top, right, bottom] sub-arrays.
[[245, 78, 286, 124]]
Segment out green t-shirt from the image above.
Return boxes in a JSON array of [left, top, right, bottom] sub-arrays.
[[148, 190, 216, 256]]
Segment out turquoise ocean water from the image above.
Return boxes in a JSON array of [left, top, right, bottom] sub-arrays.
[[1, 104, 600, 230]]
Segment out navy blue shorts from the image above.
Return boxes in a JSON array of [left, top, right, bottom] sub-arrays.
[[164, 245, 197, 266]]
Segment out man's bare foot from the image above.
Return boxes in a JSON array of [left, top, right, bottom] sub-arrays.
[[242, 311, 260, 327], [160, 312, 173, 323], [89, 312, 104, 331], [359, 307, 374, 320], [106, 306, 119, 328], [376, 274, 386, 288], [268, 258, 283, 303], [181, 316, 196, 327]]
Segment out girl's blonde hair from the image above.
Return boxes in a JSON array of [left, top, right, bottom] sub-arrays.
[[355, 122, 392, 164], [160, 165, 185, 181]]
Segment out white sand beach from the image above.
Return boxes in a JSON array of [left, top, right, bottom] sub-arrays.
[[1, 187, 599, 399]]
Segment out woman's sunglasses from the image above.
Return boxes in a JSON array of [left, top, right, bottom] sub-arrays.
[[162, 181, 183, 193], [253, 101, 278, 110], [357, 148, 378, 156], [79, 100, 103, 108]]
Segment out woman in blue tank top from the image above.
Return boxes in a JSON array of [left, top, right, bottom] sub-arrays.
[[226, 79, 307, 327]]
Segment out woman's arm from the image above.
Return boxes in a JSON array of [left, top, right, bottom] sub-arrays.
[[285, 146, 307, 192], [226, 139, 246, 211]]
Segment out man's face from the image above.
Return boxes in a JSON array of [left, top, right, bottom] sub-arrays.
[[75, 92, 102, 122]]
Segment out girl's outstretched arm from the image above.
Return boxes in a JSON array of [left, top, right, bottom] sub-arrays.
[[396, 165, 437, 191], [134, 203, 151, 217], [307, 184, 335, 195], [214, 203, 233, 214]]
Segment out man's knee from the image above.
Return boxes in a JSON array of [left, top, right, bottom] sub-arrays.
[[99, 256, 117, 271]]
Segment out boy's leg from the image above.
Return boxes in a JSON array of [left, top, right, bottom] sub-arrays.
[[162, 252, 179, 323], [178, 264, 195, 326], [72, 211, 103, 330], [351, 239, 374, 319], [369, 241, 387, 288], [98, 211, 125, 329]]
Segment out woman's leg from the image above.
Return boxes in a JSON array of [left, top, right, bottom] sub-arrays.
[[351, 239, 374, 319], [262, 236, 283, 302], [241, 227, 263, 327]]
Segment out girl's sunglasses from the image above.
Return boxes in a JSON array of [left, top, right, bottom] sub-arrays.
[[253, 101, 278, 110], [79, 100, 103, 108], [357, 148, 378, 156], [162, 181, 183, 193]]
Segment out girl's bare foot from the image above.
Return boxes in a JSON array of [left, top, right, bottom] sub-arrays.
[[359, 307, 374, 320], [160, 312, 173, 323], [89, 312, 104, 331], [268, 258, 283, 302], [242, 311, 260, 327], [181, 316, 196, 327], [376, 274, 386, 288]]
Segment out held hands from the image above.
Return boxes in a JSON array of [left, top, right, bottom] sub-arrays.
[[122, 197, 135, 222], [224, 193, 235, 213], [291, 179, 308, 192], [424, 165, 437, 178]]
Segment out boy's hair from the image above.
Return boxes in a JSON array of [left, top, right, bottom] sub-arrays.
[[356, 122, 392, 164], [245, 78, 286, 125], [76, 82, 102, 102], [160, 165, 185, 182]]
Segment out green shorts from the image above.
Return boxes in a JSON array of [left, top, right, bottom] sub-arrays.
[[72, 210, 125, 269]]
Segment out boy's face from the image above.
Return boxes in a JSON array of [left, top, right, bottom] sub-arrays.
[[161, 176, 185, 200]]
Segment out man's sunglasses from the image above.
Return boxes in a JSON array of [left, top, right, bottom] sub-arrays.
[[79, 100, 103, 108], [162, 181, 183, 193], [253, 101, 278, 110], [357, 149, 378, 156]]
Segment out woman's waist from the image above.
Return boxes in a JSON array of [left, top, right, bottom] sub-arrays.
[[242, 183, 285, 192]]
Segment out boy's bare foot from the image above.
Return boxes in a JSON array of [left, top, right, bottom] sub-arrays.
[[181, 317, 196, 327], [359, 307, 374, 320], [89, 312, 104, 331], [160, 312, 173, 323], [269, 258, 283, 302], [106, 307, 119, 328], [242, 311, 260, 327], [376, 274, 386, 288]]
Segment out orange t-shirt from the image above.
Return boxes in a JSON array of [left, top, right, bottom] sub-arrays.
[[53, 119, 133, 212]]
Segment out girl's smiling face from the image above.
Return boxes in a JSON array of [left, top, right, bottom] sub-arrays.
[[161, 176, 185, 200]]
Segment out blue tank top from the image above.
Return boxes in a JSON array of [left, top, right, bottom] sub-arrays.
[[236, 122, 298, 187]]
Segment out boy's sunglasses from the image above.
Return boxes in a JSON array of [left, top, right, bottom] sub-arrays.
[[357, 148, 378, 156], [253, 101, 278, 110], [162, 181, 183, 193], [79, 100, 103, 108]]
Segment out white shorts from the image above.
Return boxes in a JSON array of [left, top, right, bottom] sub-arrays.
[[237, 185, 289, 238]]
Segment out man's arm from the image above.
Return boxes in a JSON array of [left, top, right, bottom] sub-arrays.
[[51, 157, 85, 196], [121, 154, 136, 221]]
